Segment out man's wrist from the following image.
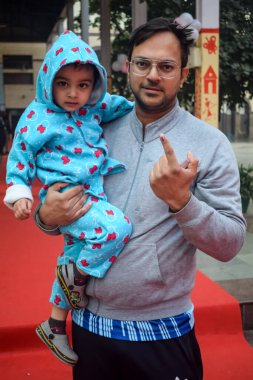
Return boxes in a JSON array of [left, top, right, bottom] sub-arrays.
[[34, 204, 61, 235], [168, 192, 192, 213]]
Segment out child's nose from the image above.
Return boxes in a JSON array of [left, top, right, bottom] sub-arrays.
[[68, 87, 77, 97]]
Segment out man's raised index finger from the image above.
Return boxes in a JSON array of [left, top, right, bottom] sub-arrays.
[[160, 133, 178, 164]]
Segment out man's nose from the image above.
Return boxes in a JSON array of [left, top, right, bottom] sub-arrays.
[[146, 64, 160, 80]]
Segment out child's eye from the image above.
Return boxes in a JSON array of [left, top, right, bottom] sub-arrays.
[[57, 80, 68, 87], [79, 83, 88, 89]]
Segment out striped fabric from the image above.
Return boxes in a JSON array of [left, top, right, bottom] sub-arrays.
[[72, 305, 194, 341]]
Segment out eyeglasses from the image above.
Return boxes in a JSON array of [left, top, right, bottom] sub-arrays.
[[129, 58, 181, 79]]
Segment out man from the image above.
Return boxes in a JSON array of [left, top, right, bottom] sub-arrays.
[[35, 17, 246, 379]]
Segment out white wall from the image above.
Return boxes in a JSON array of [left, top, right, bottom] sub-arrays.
[[0, 42, 46, 109]]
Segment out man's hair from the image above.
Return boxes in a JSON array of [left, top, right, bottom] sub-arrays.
[[127, 17, 194, 68]]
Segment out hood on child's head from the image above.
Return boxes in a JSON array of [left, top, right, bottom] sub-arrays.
[[36, 30, 107, 111]]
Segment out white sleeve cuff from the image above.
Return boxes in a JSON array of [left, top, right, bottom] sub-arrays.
[[4, 184, 33, 209]]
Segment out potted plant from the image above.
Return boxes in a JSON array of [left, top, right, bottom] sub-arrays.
[[239, 164, 253, 213]]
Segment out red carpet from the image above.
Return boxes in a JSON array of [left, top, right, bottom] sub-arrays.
[[192, 272, 253, 379], [1, 155, 253, 379]]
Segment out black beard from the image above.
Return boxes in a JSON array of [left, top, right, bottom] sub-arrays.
[[129, 79, 178, 115], [131, 87, 167, 113]]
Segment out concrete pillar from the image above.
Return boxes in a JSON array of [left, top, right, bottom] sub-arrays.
[[67, 0, 74, 31], [100, 0, 111, 91], [57, 18, 65, 35], [81, 0, 89, 42], [131, 0, 147, 30], [0, 63, 5, 111], [195, 0, 220, 128]]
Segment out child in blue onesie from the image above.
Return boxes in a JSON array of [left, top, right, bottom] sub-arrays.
[[4, 30, 133, 366]]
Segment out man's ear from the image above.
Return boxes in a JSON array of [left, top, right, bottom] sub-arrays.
[[180, 67, 189, 86], [126, 60, 131, 82], [126, 60, 130, 72]]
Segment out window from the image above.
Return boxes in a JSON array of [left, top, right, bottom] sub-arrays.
[[4, 73, 33, 84], [3, 55, 33, 70]]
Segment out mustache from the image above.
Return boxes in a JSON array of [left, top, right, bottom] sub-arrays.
[[141, 84, 163, 91]]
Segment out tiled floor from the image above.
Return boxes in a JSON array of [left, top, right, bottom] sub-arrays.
[[231, 142, 253, 167]]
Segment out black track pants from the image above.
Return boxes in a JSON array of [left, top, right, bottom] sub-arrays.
[[72, 321, 203, 380]]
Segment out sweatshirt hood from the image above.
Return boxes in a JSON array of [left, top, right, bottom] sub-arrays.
[[36, 30, 107, 111]]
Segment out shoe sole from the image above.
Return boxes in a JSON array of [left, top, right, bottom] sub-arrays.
[[56, 265, 80, 310], [35, 325, 77, 367]]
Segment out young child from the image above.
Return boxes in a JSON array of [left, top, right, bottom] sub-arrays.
[[4, 30, 133, 366]]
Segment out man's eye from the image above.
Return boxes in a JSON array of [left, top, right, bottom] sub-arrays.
[[160, 63, 174, 72], [136, 60, 149, 69]]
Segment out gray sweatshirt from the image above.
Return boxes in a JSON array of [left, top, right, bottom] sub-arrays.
[[37, 101, 246, 321]]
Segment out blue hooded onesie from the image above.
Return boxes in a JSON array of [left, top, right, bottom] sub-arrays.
[[4, 30, 133, 310]]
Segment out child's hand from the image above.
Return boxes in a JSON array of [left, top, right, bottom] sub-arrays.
[[13, 199, 32, 220]]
